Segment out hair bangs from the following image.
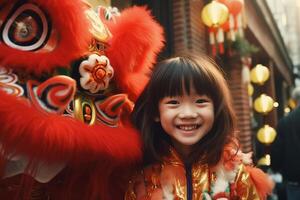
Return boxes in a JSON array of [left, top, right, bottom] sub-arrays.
[[153, 57, 218, 100], [183, 58, 216, 98], [152, 60, 185, 100], [191, 70, 217, 99]]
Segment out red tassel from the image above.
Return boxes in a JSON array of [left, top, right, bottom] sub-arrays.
[[219, 43, 224, 54], [212, 44, 217, 57], [209, 31, 217, 57]]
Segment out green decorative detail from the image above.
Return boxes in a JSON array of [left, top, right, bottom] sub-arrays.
[[225, 185, 230, 193], [231, 35, 259, 57]]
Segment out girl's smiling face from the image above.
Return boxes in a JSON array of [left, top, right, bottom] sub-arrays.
[[158, 85, 214, 156]]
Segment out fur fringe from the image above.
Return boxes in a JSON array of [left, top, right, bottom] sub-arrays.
[[0, 90, 142, 199], [0, 90, 141, 165], [105, 6, 165, 100]]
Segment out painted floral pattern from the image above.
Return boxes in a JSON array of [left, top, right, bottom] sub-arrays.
[[79, 54, 114, 94]]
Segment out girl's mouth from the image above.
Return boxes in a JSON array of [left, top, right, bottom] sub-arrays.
[[176, 125, 200, 131]]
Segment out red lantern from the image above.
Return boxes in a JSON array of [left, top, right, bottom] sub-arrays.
[[217, 0, 243, 16], [217, 0, 244, 39], [229, 0, 243, 16]]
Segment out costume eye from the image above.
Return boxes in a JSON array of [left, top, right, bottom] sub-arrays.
[[1, 3, 50, 51], [104, 9, 113, 20], [98, 6, 120, 22]]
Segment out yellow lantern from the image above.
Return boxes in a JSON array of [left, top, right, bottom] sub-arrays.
[[257, 125, 277, 144], [254, 94, 274, 114], [201, 1, 229, 28], [250, 64, 270, 85], [257, 154, 271, 166]]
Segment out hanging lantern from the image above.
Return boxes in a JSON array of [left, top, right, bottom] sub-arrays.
[[250, 64, 270, 85], [254, 94, 274, 114], [217, 0, 243, 16], [257, 125, 277, 145], [201, 1, 229, 27], [257, 154, 271, 166], [217, 0, 244, 39], [201, 1, 229, 56]]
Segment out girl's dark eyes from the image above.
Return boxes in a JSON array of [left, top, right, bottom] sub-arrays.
[[196, 99, 209, 104], [166, 100, 179, 104]]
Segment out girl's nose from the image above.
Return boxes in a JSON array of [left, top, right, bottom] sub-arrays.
[[178, 106, 198, 119]]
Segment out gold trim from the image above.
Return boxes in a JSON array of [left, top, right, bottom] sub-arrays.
[[74, 94, 96, 125]]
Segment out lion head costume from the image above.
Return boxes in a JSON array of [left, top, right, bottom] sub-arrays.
[[0, 0, 164, 199]]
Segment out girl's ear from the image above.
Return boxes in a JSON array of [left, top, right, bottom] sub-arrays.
[[154, 117, 160, 122]]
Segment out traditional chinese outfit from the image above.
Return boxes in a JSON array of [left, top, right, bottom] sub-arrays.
[[125, 146, 273, 200]]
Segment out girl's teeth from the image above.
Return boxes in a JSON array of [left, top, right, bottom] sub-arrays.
[[179, 125, 197, 130]]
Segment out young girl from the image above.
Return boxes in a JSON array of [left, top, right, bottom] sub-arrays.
[[125, 55, 273, 199]]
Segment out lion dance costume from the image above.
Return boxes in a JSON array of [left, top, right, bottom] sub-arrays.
[[0, 0, 164, 199]]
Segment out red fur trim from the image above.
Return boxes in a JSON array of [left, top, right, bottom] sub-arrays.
[[245, 166, 274, 200], [105, 6, 165, 100], [0, 91, 141, 165], [0, 163, 133, 200], [0, 0, 91, 74], [0, 90, 141, 199]]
